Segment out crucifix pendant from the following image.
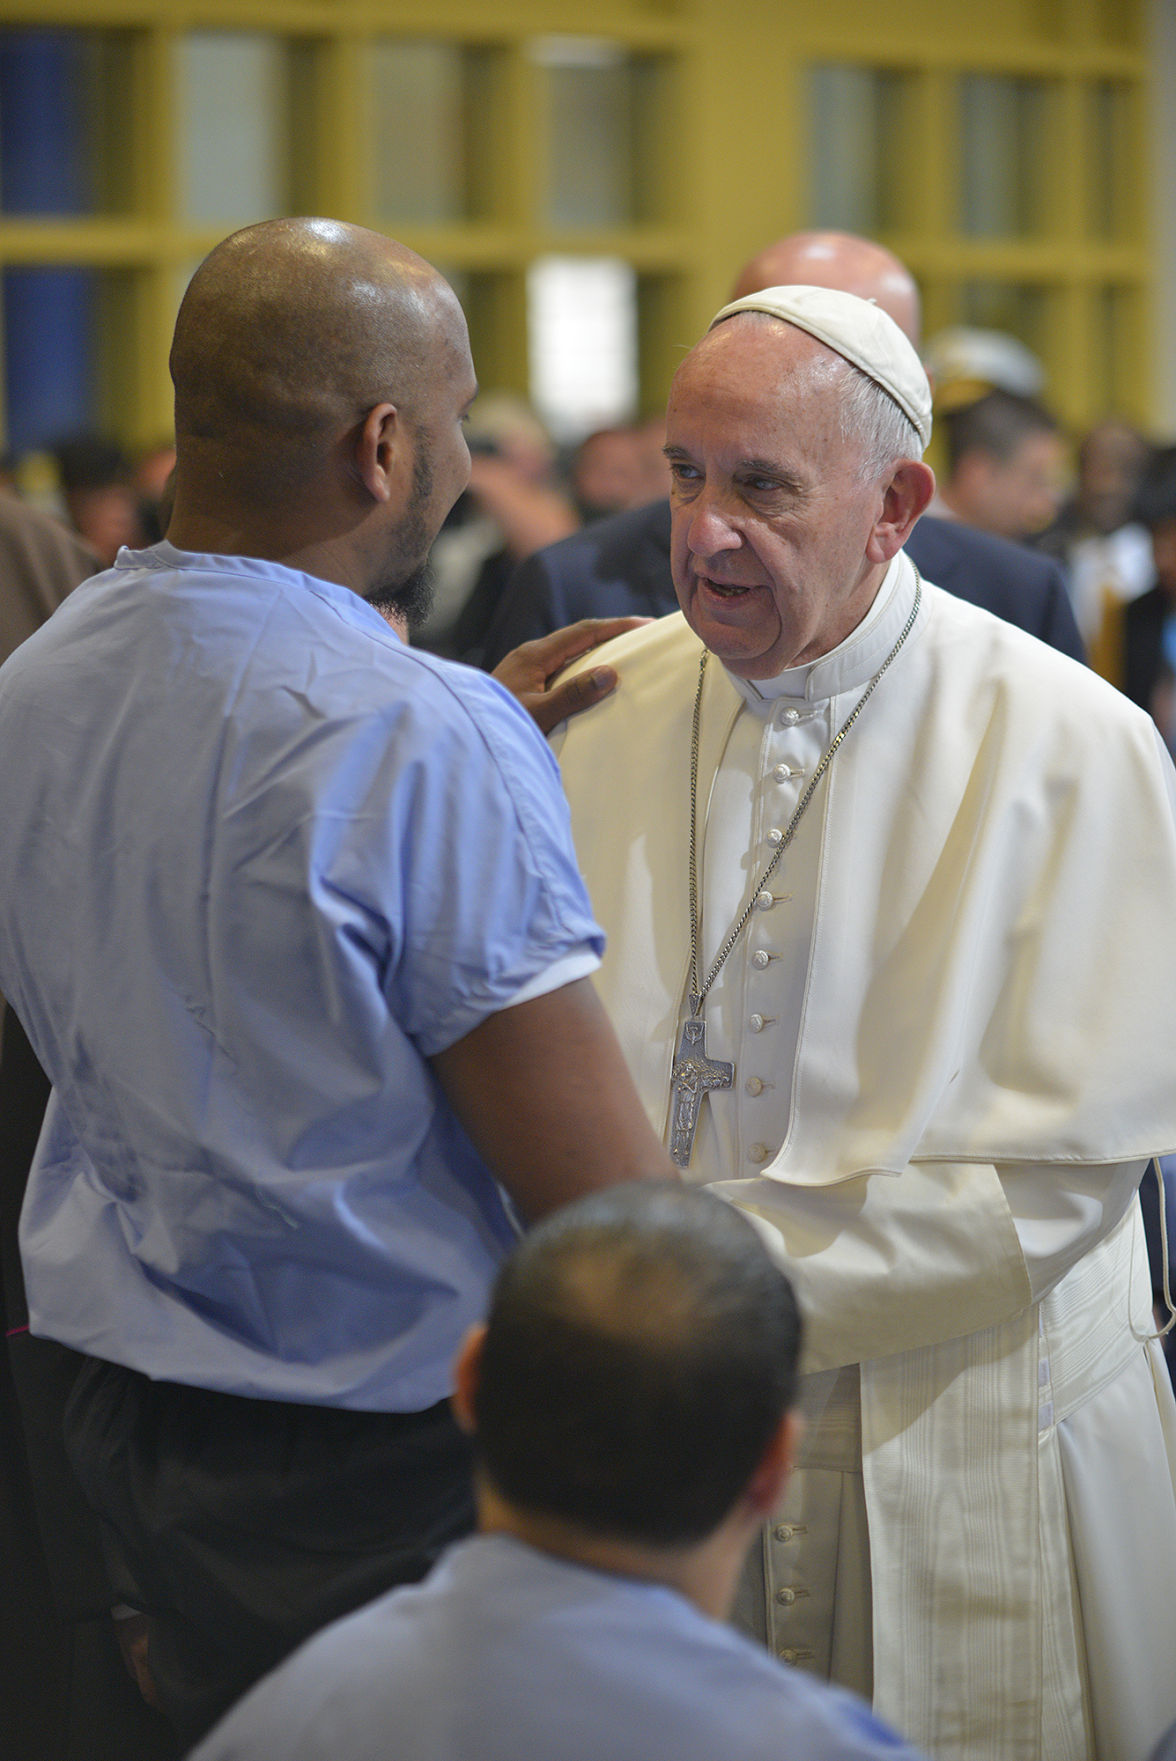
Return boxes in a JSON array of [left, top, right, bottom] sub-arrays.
[[668, 1001, 734, 1170]]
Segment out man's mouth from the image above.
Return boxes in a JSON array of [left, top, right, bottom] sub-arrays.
[[698, 574, 757, 599]]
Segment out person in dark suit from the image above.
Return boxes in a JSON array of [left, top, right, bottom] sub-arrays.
[[1124, 445, 1176, 735], [482, 232, 1084, 671]]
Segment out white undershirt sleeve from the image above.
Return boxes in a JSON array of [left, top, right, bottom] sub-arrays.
[[499, 945, 601, 1010]]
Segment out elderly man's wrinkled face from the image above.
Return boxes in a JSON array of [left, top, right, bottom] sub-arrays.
[[665, 317, 892, 679]]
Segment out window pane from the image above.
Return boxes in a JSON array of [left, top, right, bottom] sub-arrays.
[[808, 65, 910, 235], [371, 40, 471, 225], [528, 255, 637, 443], [176, 32, 290, 226], [0, 28, 134, 216], [959, 75, 1050, 238], [535, 38, 640, 229], [3, 266, 95, 450], [1088, 81, 1132, 241]]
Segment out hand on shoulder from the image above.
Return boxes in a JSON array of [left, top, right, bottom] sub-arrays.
[[491, 617, 651, 734]]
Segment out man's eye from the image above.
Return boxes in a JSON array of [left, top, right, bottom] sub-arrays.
[[670, 462, 700, 483]]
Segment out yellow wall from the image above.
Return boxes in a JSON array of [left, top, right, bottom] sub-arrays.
[[0, 0, 1151, 446]]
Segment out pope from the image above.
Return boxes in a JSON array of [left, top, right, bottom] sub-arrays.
[[551, 284, 1176, 1761]]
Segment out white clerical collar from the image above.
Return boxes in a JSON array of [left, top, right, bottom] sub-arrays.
[[729, 551, 921, 708]]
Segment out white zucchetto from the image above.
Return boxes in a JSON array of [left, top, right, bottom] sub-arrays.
[[710, 284, 933, 451]]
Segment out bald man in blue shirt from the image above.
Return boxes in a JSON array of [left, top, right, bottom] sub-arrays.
[[0, 218, 672, 1746]]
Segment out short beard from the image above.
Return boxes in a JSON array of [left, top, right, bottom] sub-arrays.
[[364, 435, 438, 635], [366, 557, 436, 634]]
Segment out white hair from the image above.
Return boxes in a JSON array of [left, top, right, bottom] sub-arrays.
[[837, 363, 923, 483]]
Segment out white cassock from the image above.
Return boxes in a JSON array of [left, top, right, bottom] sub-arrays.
[[552, 550, 1176, 1761]]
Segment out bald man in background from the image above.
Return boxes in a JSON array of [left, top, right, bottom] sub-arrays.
[[481, 231, 1083, 668], [0, 218, 673, 1746]]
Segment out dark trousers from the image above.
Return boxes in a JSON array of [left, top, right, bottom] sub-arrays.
[[1, 1006, 177, 1760], [64, 1359, 476, 1749]]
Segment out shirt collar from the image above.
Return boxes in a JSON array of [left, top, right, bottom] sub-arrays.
[[127, 540, 406, 644]]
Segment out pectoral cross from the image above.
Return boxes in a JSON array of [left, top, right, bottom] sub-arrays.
[[668, 1002, 733, 1170]]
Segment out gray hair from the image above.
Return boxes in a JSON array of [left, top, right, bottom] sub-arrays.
[[837, 362, 924, 482]]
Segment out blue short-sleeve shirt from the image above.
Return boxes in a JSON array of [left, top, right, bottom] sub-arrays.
[[191, 1535, 929, 1761], [0, 545, 602, 1409]]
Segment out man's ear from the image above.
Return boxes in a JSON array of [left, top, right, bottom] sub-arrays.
[[866, 458, 936, 564], [450, 1323, 487, 1436], [354, 402, 401, 504], [743, 1409, 803, 1518]]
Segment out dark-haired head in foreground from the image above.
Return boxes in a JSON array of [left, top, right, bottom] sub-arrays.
[[453, 1182, 802, 1619]]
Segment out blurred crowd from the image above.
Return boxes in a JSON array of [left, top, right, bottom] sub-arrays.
[[6, 339, 1176, 755], [3, 433, 175, 568], [0, 410, 672, 671], [919, 325, 1176, 752], [412, 400, 671, 661]]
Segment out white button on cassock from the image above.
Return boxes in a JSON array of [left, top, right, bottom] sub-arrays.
[[745, 1076, 765, 1095], [755, 890, 774, 911], [752, 949, 771, 969], [773, 763, 793, 782], [749, 1013, 765, 1032], [748, 1142, 769, 1163]]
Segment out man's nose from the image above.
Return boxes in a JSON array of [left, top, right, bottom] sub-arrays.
[[685, 486, 743, 558]]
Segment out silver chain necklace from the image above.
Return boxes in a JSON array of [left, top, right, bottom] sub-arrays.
[[668, 577, 922, 1169]]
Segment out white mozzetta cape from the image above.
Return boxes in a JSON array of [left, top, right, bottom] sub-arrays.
[[555, 559, 1176, 1182], [553, 554, 1176, 1761]]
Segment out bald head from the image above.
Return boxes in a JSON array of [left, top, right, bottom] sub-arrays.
[[170, 217, 469, 495], [730, 231, 921, 346]]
